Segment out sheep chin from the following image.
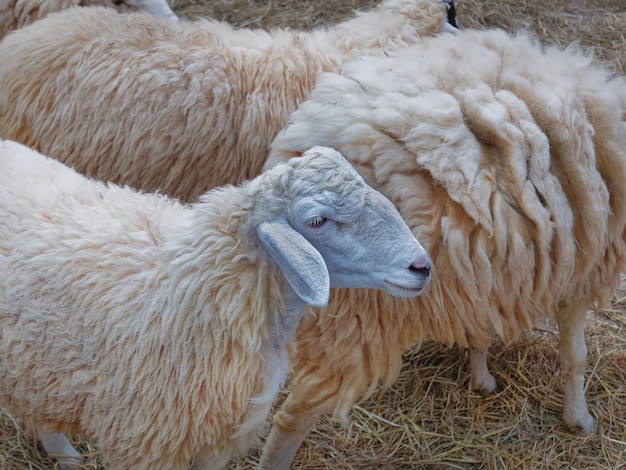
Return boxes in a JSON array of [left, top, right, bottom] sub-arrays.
[[383, 279, 428, 298]]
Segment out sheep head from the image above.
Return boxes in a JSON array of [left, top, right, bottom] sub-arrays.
[[83, 0, 178, 20], [254, 146, 431, 307]]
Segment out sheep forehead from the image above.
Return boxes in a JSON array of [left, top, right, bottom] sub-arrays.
[[260, 146, 360, 193], [286, 171, 401, 230], [247, 146, 377, 223], [289, 149, 368, 201], [294, 146, 362, 178]]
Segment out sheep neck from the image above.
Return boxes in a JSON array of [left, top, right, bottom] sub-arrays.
[[228, 283, 306, 454], [160, 185, 304, 384]]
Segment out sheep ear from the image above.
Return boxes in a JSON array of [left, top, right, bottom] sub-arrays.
[[256, 219, 330, 308]]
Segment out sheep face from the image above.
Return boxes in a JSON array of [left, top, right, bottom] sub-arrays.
[[82, 0, 178, 19], [256, 146, 431, 307], [290, 184, 431, 296]]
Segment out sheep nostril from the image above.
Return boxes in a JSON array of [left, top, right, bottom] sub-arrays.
[[409, 261, 430, 276]]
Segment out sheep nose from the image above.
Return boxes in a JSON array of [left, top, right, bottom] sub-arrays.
[[409, 260, 431, 277]]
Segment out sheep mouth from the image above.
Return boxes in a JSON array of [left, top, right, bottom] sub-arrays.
[[384, 280, 426, 294]]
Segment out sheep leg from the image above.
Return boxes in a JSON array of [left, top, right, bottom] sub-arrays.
[[556, 303, 596, 436], [37, 430, 82, 469], [258, 395, 326, 470], [469, 346, 497, 395]]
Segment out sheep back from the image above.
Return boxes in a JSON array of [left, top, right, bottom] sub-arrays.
[[0, 0, 449, 201], [0, 0, 78, 38], [0, 7, 340, 200]]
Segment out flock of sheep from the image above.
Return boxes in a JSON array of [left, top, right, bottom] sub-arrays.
[[0, 0, 625, 469]]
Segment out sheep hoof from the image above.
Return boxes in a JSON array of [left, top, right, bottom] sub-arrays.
[[471, 373, 497, 396], [37, 431, 82, 469], [564, 411, 596, 437]]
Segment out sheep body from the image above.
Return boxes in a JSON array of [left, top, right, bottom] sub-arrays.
[[0, 140, 431, 469], [261, 28, 626, 468], [0, 0, 177, 40], [0, 0, 450, 201]]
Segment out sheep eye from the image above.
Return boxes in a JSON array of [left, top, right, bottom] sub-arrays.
[[113, 0, 124, 5], [308, 216, 327, 227]]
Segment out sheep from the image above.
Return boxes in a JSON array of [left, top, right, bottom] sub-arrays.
[[0, 140, 432, 469], [0, 0, 455, 202], [260, 28, 626, 469], [0, 0, 177, 40]]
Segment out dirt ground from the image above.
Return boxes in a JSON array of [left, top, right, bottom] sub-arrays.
[[1, 0, 625, 469]]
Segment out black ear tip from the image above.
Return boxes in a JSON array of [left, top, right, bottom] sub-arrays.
[[441, 0, 459, 29]]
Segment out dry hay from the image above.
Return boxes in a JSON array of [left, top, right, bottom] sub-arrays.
[[1, 0, 625, 468]]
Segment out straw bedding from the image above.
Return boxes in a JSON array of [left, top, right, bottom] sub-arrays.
[[1, 0, 624, 468]]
